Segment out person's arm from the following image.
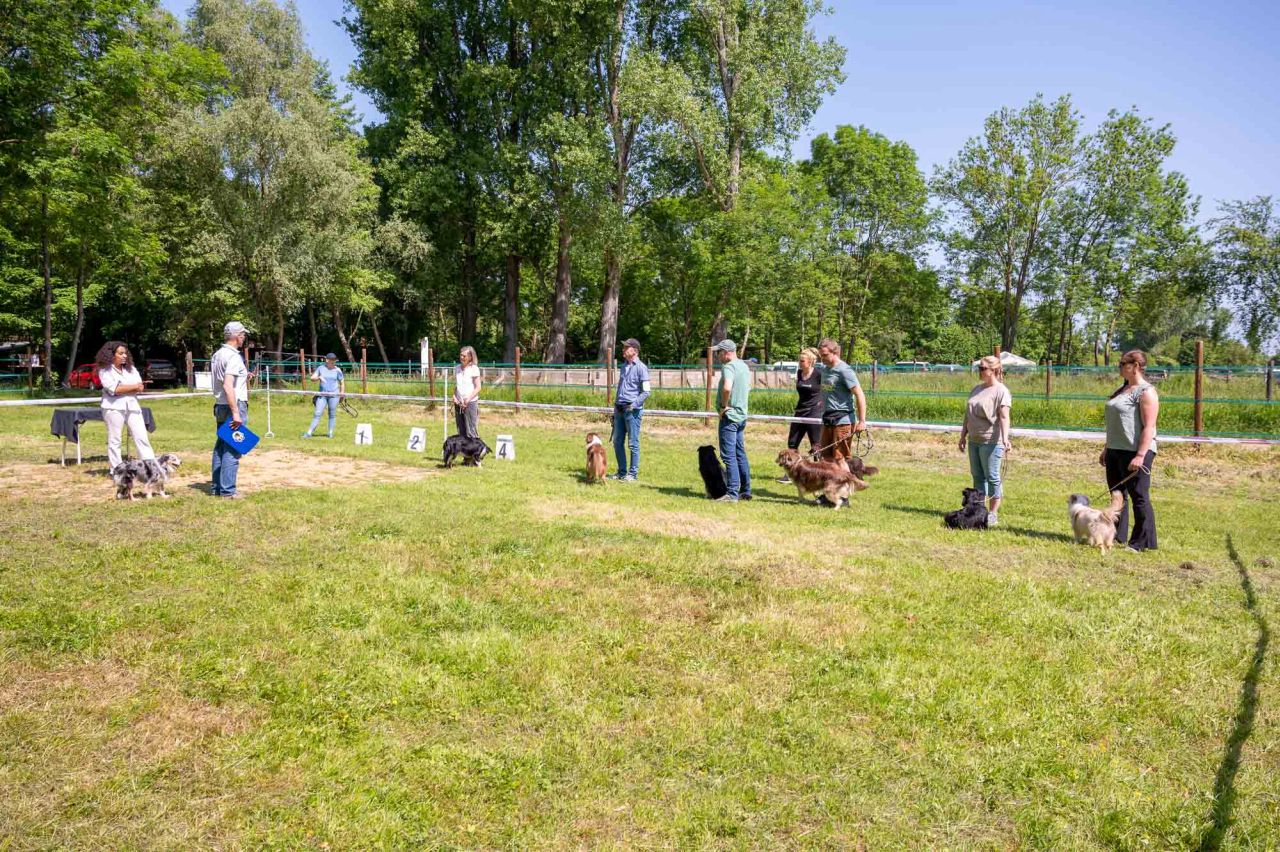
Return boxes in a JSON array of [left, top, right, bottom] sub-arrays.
[[852, 382, 867, 433], [1131, 387, 1159, 469], [719, 367, 732, 415], [311, 368, 322, 382], [958, 406, 968, 451], [338, 372, 346, 398], [634, 364, 651, 409], [222, 372, 241, 425], [998, 405, 1012, 451], [468, 368, 481, 404]]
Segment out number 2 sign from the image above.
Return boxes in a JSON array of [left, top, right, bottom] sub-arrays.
[[406, 427, 426, 452]]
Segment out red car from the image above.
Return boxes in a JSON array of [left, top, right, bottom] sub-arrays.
[[67, 363, 103, 390]]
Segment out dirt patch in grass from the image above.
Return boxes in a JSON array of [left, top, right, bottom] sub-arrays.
[[0, 448, 435, 503]]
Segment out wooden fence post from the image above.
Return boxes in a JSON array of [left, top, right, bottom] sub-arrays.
[[1267, 359, 1274, 402], [427, 347, 435, 401], [299, 349, 307, 391], [871, 359, 878, 393], [1045, 358, 1053, 399], [704, 347, 714, 426], [993, 343, 1001, 359], [26, 346, 33, 391], [1194, 339, 1204, 437], [515, 346, 522, 410], [186, 351, 194, 391], [361, 347, 368, 394], [606, 352, 614, 405]]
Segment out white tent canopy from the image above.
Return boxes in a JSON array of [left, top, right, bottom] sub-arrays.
[[972, 351, 1036, 368]]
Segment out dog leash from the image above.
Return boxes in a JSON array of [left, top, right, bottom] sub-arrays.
[[1095, 464, 1151, 503], [806, 427, 875, 461]]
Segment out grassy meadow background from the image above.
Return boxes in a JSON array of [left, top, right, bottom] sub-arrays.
[[1, 394, 1278, 848]]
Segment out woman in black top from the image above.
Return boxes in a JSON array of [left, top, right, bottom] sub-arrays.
[[778, 347, 824, 483]]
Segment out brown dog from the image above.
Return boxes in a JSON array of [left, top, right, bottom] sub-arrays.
[[1067, 493, 1123, 553], [776, 448, 867, 509], [585, 432, 607, 483]]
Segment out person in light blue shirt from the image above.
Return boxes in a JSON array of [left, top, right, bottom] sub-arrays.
[[302, 353, 345, 438], [610, 338, 651, 481]]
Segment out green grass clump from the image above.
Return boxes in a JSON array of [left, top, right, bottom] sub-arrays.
[[1, 396, 1278, 847]]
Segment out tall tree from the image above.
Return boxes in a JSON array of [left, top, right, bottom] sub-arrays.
[[1212, 197, 1280, 353]]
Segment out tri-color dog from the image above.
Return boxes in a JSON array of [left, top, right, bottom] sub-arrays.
[[775, 448, 867, 509], [585, 432, 607, 483], [111, 453, 182, 500]]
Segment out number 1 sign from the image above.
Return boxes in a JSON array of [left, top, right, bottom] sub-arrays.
[[355, 423, 373, 445]]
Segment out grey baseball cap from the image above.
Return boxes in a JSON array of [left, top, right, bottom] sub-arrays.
[[325, 352, 337, 359], [712, 339, 737, 352], [223, 321, 250, 337], [620, 338, 641, 351]]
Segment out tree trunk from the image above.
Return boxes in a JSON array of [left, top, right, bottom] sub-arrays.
[[371, 313, 389, 364], [333, 307, 356, 362], [597, 247, 621, 363], [40, 192, 53, 387], [1102, 312, 1117, 366], [1056, 291, 1073, 364], [544, 213, 572, 364], [307, 300, 318, 356], [504, 252, 521, 362], [461, 226, 479, 344], [65, 253, 88, 387], [275, 300, 285, 359]]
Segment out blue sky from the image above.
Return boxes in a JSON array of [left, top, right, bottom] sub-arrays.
[[162, 0, 1280, 217]]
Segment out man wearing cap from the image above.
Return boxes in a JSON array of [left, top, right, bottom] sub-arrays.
[[210, 321, 251, 498], [610, 338, 651, 481], [714, 339, 752, 502], [302, 353, 345, 439]]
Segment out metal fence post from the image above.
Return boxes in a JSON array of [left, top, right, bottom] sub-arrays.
[[26, 346, 33, 391], [299, 349, 307, 390], [1045, 358, 1053, 399], [1194, 339, 1204, 436], [515, 346, 522, 410]]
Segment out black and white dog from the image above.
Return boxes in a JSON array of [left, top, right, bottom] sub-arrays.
[[112, 453, 182, 500], [442, 434, 491, 468], [697, 445, 728, 500], [944, 487, 989, 529]]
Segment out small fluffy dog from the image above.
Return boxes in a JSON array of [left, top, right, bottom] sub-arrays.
[[698, 445, 728, 499], [1068, 493, 1122, 553], [442, 434, 491, 468], [112, 453, 182, 500], [775, 448, 866, 509], [585, 432, 607, 483], [944, 487, 988, 529]]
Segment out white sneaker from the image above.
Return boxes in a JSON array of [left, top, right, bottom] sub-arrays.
[[986, 512, 999, 527]]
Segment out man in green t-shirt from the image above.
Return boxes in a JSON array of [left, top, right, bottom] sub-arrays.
[[714, 338, 752, 502]]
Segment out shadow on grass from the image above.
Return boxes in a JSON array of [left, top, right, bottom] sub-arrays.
[[646, 484, 795, 505], [1196, 534, 1270, 851], [882, 503, 1076, 543]]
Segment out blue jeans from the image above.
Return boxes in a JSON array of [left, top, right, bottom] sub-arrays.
[[718, 417, 751, 498], [968, 442, 1004, 498], [612, 406, 642, 477], [212, 401, 248, 496], [306, 395, 338, 436]]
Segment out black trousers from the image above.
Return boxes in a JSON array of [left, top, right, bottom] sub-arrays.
[[1104, 448, 1157, 550], [787, 420, 822, 452]]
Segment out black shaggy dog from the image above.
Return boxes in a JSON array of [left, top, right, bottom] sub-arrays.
[[697, 445, 728, 499], [442, 434, 491, 468], [944, 487, 989, 529]]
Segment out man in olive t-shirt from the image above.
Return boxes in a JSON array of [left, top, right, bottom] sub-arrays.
[[715, 339, 752, 502]]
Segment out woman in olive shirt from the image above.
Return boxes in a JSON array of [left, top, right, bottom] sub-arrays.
[[958, 355, 1012, 526], [1100, 349, 1160, 551]]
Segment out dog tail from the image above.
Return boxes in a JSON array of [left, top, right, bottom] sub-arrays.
[[860, 465, 879, 477], [1100, 509, 1119, 524]]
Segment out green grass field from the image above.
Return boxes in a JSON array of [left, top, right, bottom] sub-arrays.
[[1, 395, 1277, 848]]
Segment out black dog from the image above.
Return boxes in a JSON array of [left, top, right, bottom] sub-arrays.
[[944, 487, 989, 529], [442, 434, 491, 468], [698, 445, 728, 499]]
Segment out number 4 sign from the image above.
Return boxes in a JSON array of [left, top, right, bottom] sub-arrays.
[[495, 434, 515, 460], [406, 427, 426, 452], [355, 423, 373, 445]]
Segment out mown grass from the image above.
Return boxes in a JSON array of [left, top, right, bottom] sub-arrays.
[[1, 395, 1278, 848]]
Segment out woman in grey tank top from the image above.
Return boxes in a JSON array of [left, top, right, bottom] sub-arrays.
[[1099, 350, 1160, 551]]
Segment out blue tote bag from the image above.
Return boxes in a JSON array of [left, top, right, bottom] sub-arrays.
[[216, 419, 261, 455]]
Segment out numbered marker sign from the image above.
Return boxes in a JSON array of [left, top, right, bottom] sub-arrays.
[[406, 427, 426, 452], [355, 423, 373, 445], [495, 434, 515, 461]]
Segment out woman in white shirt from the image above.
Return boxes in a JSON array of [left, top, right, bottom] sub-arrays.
[[96, 341, 156, 470], [453, 346, 482, 438]]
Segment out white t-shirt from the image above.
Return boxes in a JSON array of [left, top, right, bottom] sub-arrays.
[[99, 365, 144, 412], [455, 363, 481, 399], [210, 344, 249, 405]]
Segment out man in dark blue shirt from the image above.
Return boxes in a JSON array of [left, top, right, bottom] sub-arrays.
[[611, 338, 651, 481]]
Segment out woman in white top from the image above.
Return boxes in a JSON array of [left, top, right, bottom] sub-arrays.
[[453, 345, 482, 438], [957, 355, 1012, 526], [96, 341, 156, 470]]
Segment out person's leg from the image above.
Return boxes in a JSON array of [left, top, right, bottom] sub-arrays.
[[104, 409, 125, 469], [819, 425, 836, 461], [829, 425, 852, 464], [984, 444, 1004, 518], [464, 401, 479, 438], [1104, 449, 1131, 544], [786, 421, 805, 451], [212, 404, 229, 495], [736, 420, 751, 497], [611, 408, 626, 476], [1127, 450, 1157, 550], [326, 396, 338, 437], [805, 422, 822, 453], [627, 409, 641, 478], [219, 402, 246, 496], [304, 396, 325, 436], [126, 410, 156, 460], [454, 402, 466, 436], [719, 418, 740, 499], [967, 441, 984, 492]]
